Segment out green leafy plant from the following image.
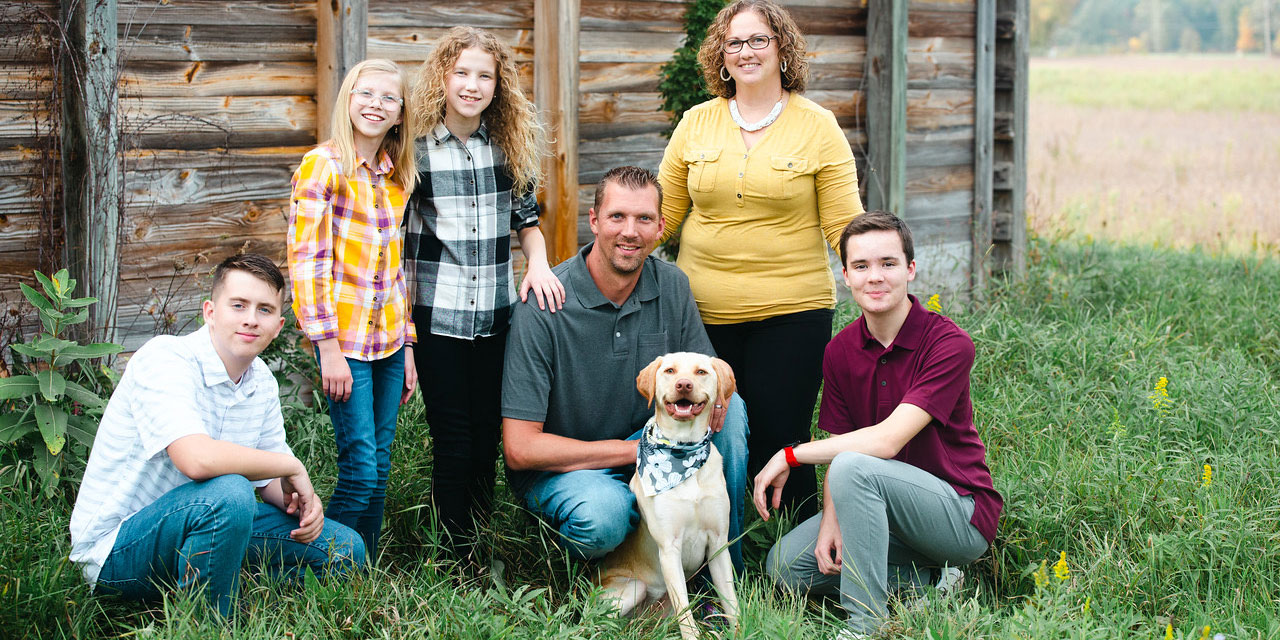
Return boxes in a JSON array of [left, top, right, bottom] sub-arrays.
[[657, 0, 727, 136], [0, 269, 122, 497]]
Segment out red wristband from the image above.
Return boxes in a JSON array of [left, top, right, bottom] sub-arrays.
[[784, 446, 801, 468]]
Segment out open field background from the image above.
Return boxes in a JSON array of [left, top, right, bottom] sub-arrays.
[[1029, 55, 1280, 254], [2, 56, 1280, 639]]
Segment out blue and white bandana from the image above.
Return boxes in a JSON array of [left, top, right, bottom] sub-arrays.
[[637, 417, 713, 496]]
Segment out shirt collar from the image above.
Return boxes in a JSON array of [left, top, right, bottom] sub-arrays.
[[356, 149, 395, 177], [857, 294, 928, 352], [430, 121, 490, 146], [569, 242, 660, 309], [194, 325, 256, 391]]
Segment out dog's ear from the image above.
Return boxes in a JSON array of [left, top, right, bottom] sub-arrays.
[[636, 356, 664, 408], [710, 357, 736, 401]]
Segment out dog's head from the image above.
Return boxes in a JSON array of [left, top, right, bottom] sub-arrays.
[[636, 352, 736, 426]]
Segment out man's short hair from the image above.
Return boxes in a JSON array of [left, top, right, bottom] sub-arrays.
[[593, 165, 663, 212], [838, 211, 915, 265], [210, 253, 286, 300]]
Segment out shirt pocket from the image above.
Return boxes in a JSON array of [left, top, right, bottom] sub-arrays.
[[768, 155, 810, 200], [637, 332, 671, 369], [683, 149, 722, 193]]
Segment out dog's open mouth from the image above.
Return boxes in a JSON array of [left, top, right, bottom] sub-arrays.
[[664, 397, 707, 421]]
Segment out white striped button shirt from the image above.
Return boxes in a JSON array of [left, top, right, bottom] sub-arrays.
[[69, 326, 291, 586]]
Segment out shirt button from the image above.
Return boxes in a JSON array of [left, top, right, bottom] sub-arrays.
[[471, 202, 476, 208], [736, 193, 742, 198], [472, 228, 477, 233], [374, 275, 379, 280], [472, 275, 477, 281], [739, 172, 743, 177], [368, 321, 373, 326], [615, 332, 621, 337], [880, 358, 887, 364], [469, 300, 475, 305], [880, 380, 887, 387]]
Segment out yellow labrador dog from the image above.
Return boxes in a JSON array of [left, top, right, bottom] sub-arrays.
[[601, 352, 739, 639]]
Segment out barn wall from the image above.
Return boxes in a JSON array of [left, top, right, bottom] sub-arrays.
[[0, 1, 61, 359], [114, 0, 315, 351]]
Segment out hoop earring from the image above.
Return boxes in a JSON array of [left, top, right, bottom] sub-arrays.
[[780, 59, 787, 74], [720, 66, 731, 82]]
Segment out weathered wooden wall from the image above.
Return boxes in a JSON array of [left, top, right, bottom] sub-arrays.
[[0, 1, 61, 357], [0, 0, 1025, 355], [113, 0, 314, 351]]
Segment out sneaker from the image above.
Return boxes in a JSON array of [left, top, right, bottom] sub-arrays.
[[933, 566, 964, 596], [831, 628, 870, 640]]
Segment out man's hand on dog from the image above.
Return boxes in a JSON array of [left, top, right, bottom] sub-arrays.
[[709, 395, 729, 433], [752, 448, 792, 520]]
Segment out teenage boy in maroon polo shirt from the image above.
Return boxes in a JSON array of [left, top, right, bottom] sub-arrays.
[[753, 211, 1002, 638]]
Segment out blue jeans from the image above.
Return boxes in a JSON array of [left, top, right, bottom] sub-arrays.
[[95, 475, 365, 618], [322, 347, 405, 561], [520, 393, 749, 571]]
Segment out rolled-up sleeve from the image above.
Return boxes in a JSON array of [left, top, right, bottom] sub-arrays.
[[287, 152, 341, 342]]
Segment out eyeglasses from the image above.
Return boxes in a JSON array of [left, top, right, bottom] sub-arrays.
[[723, 35, 777, 53], [350, 89, 403, 110]]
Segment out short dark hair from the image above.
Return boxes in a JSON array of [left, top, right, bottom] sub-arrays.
[[838, 211, 914, 265], [593, 165, 663, 212], [211, 253, 286, 300]]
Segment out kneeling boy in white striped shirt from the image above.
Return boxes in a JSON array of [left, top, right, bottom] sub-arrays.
[[69, 253, 364, 619]]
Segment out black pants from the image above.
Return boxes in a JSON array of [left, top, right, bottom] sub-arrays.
[[412, 319, 506, 554], [704, 308, 833, 522]]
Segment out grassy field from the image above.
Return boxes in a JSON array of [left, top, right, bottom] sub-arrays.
[[3, 55, 1279, 639], [1029, 55, 1280, 255]]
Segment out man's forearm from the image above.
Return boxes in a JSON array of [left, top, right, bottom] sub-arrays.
[[503, 418, 638, 472], [168, 434, 303, 482]]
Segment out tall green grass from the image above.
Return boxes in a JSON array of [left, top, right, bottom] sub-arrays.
[[1032, 65, 1280, 113], [2, 237, 1278, 638]]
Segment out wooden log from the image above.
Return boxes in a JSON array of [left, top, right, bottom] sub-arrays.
[[317, 0, 367, 142], [906, 128, 973, 167], [119, 95, 316, 150], [0, 64, 54, 99], [972, 0, 993, 292], [579, 62, 663, 93], [578, 92, 668, 138], [579, 0, 683, 33], [907, 89, 974, 131], [119, 24, 316, 62], [534, 0, 580, 265], [367, 26, 534, 61], [117, 1, 314, 26], [0, 210, 40, 244], [61, 0, 121, 345], [907, 36, 975, 89], [124, 158, 300, 208], [579, 30, 680, 63], [866, 0, 907, 215], [0, 102, 55, 145], [122, 198, 289, 248], [120, 60, 315, 97], [367, 0, 535, 29], [906, 164, 973, 194], [902, 191, 972, 243], [909, 10, 976, 37], [0, 175, 51, 213]]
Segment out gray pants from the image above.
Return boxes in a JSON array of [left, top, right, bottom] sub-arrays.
[[766, 451, 988, 634]]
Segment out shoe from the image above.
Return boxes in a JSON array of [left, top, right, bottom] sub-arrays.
[[933, 566, 964, 596], [831, 628, 870, 640]]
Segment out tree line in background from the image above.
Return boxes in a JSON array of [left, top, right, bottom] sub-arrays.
[[1031, 0, 1279, 55]]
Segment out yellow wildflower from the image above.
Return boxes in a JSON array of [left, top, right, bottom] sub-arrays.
[[1148, 377, 1171, 411], [1200, 626, 1210, 640], [1033, 560, 1049, 588], [1201, 464, 1212, 488], [1165, 623, 1173, 640], [1082, 596, 1091, 615], [1053, 551, 1069, 580], [926, 293, 942, 314]]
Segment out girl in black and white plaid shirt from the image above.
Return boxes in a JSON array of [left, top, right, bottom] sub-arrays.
[[404, 27, 564, 558]]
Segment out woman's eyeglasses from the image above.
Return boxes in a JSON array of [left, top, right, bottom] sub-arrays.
[[723, 35, 777, 53]]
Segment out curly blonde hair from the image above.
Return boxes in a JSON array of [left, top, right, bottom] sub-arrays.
[[698, 0, 810, 99], [411, 27, 545, 197], [328, 59, 417, 193]]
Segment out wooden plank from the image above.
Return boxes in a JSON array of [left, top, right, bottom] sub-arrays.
[[579, 30, 680, 63], [1010, 0, 1026, 274], [120, 95, 316, 149], [0, 64, 53, 99], [117, 1, 314, 26], [902, 191, 972, 241], [367, 0, 535, 28], [120, 61, 315, 97], [905, 163, 973, 194], [0, 101, 55, 144], [367, 26, 533, 61], [0, 2, 62, 63], [579, 0, 683, 32], [61, 0, 121, 344], [906, 89, 973, 131], [992, 159, 1011, 190], [907, 36, 974, 89], [123, 150, 303, 208], [534, 0, 580, 265], [316, 0, 367, 142], [0, 174, 50, 212], [906, 128, 972, 167], [579, 62, 663, 93], [119, 24, 315, 62], [909, 10, 976, 38], [865, 0, 907, 215], [122, 198, 289, 248], [578, 92, 668, 138], [972, 0, 993, 293]]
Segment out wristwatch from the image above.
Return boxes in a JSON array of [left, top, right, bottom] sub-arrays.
[[783, 440, 805, 468]]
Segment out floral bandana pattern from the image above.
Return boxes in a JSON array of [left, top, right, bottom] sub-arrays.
[[636, 417, 713, 496]]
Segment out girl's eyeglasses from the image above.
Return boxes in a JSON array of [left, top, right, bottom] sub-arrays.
[[350, 89, 403, 110]]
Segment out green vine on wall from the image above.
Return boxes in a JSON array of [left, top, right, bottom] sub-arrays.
[[658, 0, 728, 136]]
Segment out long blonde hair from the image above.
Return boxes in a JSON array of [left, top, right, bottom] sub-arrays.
[[328, 59, 418, 193], [411, 27, 545, 197]]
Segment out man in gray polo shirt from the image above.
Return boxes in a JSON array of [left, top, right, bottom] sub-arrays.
[[502, 166, 748, 569]]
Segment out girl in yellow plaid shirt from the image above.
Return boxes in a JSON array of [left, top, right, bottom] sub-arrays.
[[287, 59, 418, 562]]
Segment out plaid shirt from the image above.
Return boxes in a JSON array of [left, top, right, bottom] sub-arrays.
[[404, 123, 541, 339], [288, 143, 416, 361]]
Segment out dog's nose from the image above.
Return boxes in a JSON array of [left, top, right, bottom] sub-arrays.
[[675, 378, 693, 393]]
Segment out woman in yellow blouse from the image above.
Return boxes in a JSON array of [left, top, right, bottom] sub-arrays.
[[658, 0, 863, 518]]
